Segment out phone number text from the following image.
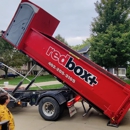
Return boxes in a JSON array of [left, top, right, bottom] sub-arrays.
[[48, 62, 75, 83]]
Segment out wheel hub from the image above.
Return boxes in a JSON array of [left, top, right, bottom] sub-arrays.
[[43, 102, 55, 116]]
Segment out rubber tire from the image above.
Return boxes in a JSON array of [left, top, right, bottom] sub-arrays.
[[38, 97, 60, 121]]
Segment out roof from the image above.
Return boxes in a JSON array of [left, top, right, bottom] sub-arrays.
[[78, 45, 91, 54]]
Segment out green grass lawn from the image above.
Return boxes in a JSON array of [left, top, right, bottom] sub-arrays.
[[123, 79, 130, 84], [29, 84, 63, 90], [1, 74, 130, 90], [0, 75, 56, 85], [1, 75, 130, 85]]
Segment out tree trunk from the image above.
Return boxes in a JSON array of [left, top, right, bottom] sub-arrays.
[[4, 67, 8, 78], [115, 67, 119, 77]]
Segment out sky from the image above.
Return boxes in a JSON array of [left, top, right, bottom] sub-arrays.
[[0, 0, 98, 46]]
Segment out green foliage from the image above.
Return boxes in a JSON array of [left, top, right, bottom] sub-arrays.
[[0, 38, 29, 77], [0, 38, 13, 53], [10, 50, 29, 68], [55, 34, 90, 51], [126, 65, 130, 79], [90, 0, 130, 71], [55, 34, 70, 47], [0, 75, 56, 85], [30, 84, 63, 90], [71, 38, 90, 51]]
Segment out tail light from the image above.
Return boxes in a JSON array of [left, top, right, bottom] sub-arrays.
[[67, 95, 82, 107]]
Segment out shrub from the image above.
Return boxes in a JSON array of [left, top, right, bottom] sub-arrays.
[[126, 66, 130, 79]]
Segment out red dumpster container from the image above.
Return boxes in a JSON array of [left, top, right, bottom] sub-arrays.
[[2, 0, 130, 126]]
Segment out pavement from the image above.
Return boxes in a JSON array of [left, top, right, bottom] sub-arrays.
[[1, 81, 130, 129], [10, 102, 130, 130]]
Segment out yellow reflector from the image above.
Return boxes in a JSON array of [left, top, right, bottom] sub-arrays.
[[69, 52, 79, 59], [17, 101, 21, 105]]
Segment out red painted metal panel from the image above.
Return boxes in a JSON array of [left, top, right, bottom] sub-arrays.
[[4, 0, 59, 49], [20, 29, 130, 124], [2, 0, 130, 125], [21, 0, 60, 37]]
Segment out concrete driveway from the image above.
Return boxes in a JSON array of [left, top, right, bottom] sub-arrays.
[[10, 102, 130, 130], [5, 81, 61, 88]]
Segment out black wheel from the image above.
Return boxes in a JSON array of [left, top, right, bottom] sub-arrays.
[[38, 97, 60, 121]]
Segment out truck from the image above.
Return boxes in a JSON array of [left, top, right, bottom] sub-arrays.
[[1, 0, 130, 127]]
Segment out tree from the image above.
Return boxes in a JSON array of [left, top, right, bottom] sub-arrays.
[[55, 34, 70, 47], [90, 0, 130, 76], [0, 37, 13, 53], [126, 65, 130, 79], [71, 38, 90, 51], [0, 38, 29, 78]]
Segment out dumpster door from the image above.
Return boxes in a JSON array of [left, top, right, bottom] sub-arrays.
[[5, 3, 38, 46]]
